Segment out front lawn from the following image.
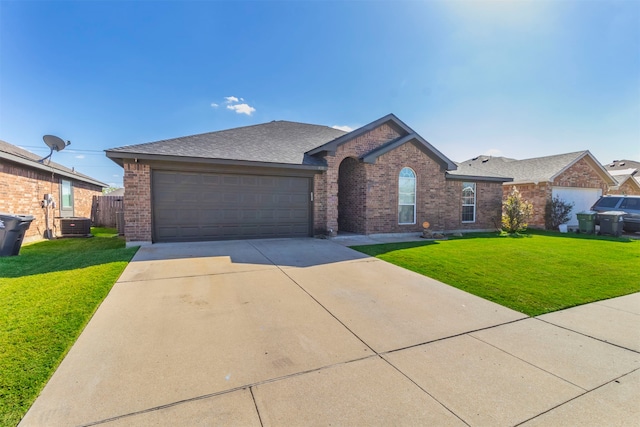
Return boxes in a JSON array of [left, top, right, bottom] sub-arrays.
[[0, 228, 138, 427], [352, 231, 640, 317]]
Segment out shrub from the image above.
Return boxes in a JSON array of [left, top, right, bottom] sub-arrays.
[[502, 186, 533, 234], [545, 196, 574, 230]]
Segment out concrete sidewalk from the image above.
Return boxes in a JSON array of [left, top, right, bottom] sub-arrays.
[[20, 238, 640, 426]]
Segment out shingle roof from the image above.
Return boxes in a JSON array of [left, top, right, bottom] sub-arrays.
[[106, 121, 347, 166], [447, 159, 513, 180], [454, 151, 615, 185], [0, 139, 106, 187], [611, 173, 640, 191], [605, 159, 640, 172]]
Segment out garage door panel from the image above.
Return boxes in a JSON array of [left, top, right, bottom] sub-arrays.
[[552, 187, 602, 226], [153, 170, 311, 242]]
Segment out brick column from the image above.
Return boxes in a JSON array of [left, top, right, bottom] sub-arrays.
[[123, 161, 152, 245]]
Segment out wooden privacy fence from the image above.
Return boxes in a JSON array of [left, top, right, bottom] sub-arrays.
[[91, 195, 124, 228]]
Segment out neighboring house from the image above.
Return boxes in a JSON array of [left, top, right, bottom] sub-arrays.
[[0, 140, 106, 243], [106, 114, 511, 245], [456, 151, 616, 229], [104, 188, 125, 197], [604, 159, 640, 195]]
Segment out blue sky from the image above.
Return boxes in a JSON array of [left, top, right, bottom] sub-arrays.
[[1, 0, 638, 188]]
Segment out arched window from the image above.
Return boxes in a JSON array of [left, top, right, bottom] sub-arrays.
[[398, 167, 416, 224], [462, 182, 476, 222]]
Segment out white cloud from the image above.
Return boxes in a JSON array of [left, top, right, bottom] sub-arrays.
[[210, 103, 219, 108], [224, 96, 239, 104], [332, 125, 354, 132], [74, 154, 85, 159], [227, 103, 256, 116]]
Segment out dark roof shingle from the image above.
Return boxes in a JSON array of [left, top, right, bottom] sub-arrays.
[[107, 121, 347, 166]]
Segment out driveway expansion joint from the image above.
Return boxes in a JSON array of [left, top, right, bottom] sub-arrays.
[[466, 332, 589, 392], [379, 354, 472, 426], [512, 368, 640, 427], [249, 386, 264, 427], [536, 317, 640, 354], [248, 241, 377, 354]]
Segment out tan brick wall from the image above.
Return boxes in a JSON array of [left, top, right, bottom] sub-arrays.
[[502, 183, 550, 229], [553, 157, 610, 194], [0, 160, 102, 242], [123, 161, 152, 242], [608, 179, 640, 196]]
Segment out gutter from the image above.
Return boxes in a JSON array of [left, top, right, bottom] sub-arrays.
[[105, 151, 328, 171]]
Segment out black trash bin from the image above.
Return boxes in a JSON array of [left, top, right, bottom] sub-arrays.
[[597, 211, 625, 237], [0, 213, 34, 256]]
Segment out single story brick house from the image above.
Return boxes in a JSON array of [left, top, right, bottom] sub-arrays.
[[106, 114, 511, 245], [455, 151, 616, 229], [604, 159, 640, 196], [0, 140, 106, 243]]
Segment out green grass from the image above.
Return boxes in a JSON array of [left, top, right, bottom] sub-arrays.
[[0, 228, 138, 427], [352, 230, 640, 317]]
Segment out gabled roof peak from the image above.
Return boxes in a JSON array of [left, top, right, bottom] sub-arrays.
[[306, 113, 457, 170], [456, 150, 615, 185]]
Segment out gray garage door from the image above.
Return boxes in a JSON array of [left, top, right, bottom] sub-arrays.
[[152, 170, 312, 242]]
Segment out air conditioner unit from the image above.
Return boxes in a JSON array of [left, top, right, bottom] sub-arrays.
[[59, 217, 92, 237]]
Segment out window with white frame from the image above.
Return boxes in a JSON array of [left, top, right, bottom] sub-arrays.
[[462, 182, 476, 222], [60, 179, 74, 217], [398, 167, 416, 224]]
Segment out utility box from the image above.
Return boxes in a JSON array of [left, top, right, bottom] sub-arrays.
[[577, 211, 596, 234], [59, 217, 92, 237], [598, 211, 625, 237], [0, 213, 34, 256]]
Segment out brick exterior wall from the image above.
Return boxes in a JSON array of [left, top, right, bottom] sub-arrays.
[[123, 161, 152, 243], [0, 160, 102, 243], [444, 180, 503, 231], [502, 157, 611, 228], [363, 142, 447, 234], [608, 179, 640, 196], [313, 123, 403, 235], [553, 157, 610, 193], [313, 123, 502, 235], [502, 182, 550, 229], [337, 157, 367, 233]]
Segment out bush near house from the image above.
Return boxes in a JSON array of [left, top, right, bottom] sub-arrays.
[[502, 186, 533, 234], [545, 196, 574, 230]]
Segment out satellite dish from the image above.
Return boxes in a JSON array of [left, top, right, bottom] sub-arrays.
[[39, 135, 70, 163]]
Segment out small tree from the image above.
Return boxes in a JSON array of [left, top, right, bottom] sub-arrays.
[[102, 186, 121, 195], [502, 186, 533, 234], [545, 196, 574, 230]]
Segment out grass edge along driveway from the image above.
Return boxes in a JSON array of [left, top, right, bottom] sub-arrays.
[[0, 228, 138, 427], [352, 231, 640, 317]]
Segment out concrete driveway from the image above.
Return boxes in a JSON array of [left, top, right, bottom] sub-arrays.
[[20, 238, 640, 426]]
